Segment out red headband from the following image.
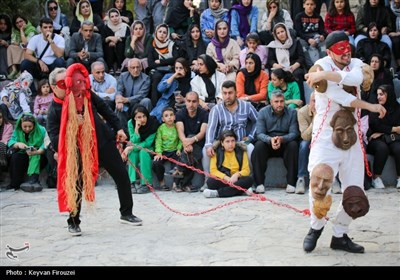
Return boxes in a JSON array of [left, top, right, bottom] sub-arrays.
[[329, 40, 351, 55]]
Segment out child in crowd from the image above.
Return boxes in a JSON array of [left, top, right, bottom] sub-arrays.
[[204, 130, 253, 198], [239, 33, 267, 69], [324, 0, 356, 45], [152, 107, 183, 192], [33, 79, 53, 126]]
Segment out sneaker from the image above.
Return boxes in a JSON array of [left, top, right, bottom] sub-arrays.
[[68, 224, 82, 236], [255, 184, 265, 194], [200, 183, 208, 192], [131, 183, 137, 194], [295, 177, 305, 194], [397, 179, 400, 189], [203, 189, 219, 198], [372, 177, 385, 189], [286, 184, 295, 193], [136, 185, 150, 194], [332, 178, 342, 194], [120, 214, 143, 226]]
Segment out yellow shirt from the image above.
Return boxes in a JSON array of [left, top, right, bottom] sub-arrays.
[[210, 150, 250, 179]]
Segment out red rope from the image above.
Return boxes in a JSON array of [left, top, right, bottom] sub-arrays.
[[122, 142, 311, 217], [356, 108, 372, 177], [310, 99, 331, 149]]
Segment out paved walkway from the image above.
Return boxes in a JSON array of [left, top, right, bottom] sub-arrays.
[[0, 180, 399, 267]]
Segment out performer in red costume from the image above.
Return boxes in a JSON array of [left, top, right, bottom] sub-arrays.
[[47, 64, 142, 236]]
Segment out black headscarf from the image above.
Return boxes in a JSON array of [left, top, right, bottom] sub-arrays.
[[198, 54, 218, 103], [184, 24, 207, 64], [240, 53, 261, 95], [165, 0, 190, 29], [175, 59, 192, 97], [131, 105, 160, 142]]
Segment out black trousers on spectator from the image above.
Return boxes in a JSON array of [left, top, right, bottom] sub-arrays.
[[152, 151, 179, 182], [251, 140, 298, 186], [177, 143, 203, 187], [207, 176, 253, 197], [367, 138, 400, 176], [9, 152, 47, 189], [68, 140, 134, 226], [150, 70, 165, 106]]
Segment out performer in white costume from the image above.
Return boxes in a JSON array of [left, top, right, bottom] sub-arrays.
[[303, 31, 386, 253]]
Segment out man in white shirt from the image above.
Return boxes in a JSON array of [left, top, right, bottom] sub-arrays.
[[90, 61, 117, 110], [20, 17, 65, 81]]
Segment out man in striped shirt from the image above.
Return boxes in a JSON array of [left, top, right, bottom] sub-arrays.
[[202, 80, 258, 174]]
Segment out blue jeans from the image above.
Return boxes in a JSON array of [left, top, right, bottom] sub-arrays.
[[298, 140, 311, 178]]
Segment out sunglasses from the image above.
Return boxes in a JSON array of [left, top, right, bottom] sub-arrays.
[[21, 114, 35, 122], [56, 79, 66, 90], [48, 6, 58, 11]]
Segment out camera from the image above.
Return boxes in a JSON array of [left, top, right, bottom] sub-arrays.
[[26, 146, 36, 152]]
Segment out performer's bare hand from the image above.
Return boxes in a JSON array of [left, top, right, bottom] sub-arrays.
[[305, 70, 324, 88], [370, 104, 386, 119]]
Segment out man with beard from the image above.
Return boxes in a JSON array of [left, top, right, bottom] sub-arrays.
[[251, 89, 299, 194], [303, 31, 386, 253], [203, 80, 257, 175]]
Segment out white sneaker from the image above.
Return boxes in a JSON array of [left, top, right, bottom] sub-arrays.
[[203, 189, 219, 198], [255, 184, 265, 194], [372, 177, 385, 189], [332, 178, 342, 194], [396, 178, 400, 189], [295, 177, 305, 194], [286, 184, 295, 193]]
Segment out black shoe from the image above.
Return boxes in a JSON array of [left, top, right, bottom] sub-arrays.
[[303, 227, 324, 252], [28, 174, 40, 184], [330, 234, 364, 253], [120, 214, 143, 226], [68, 224, 82, 236]]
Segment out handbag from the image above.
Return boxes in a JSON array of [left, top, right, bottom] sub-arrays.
[[382, 133, 400, 144]]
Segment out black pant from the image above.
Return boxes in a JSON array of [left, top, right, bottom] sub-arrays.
[[68, 140, 134, 225], [152, 151, 179, 182], [251, 140, 298, 186], [177, 144, 203, 187], [207, 176, 253, 197], [367, 138, 400, 176], [9, 152, 47, 188]]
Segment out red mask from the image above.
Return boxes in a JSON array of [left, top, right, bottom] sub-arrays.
[[329, 40, 351, 55], [71, 71, 86, 114]]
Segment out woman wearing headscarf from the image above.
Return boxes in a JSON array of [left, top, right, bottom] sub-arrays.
[[259, 0, 294, 45], [361, 53, 394, 117], [389, 0, 400, 73], [0, 71, 33, 120], [43, 0, 70, 37], [229, 0, 258, 48], [267, 23, 305, 104], [200, 0, 228, 45], [7, 15, 37, 80], [7, 113, 46, 192], [0, 107, 13, 168], [148, 23, 181, 106], [123, 105, 160, 194], [112, 0, 133, 25], [165, 0, 200, 40], [190, 54, 226, 111], [236, 53, 269, 109], [102, 8, 130, 74], [179, 24, 207, 72], [70, 0, 104, 35], [206, 20, 240, 81], [123, 20, 152, 71], [151, 58, 193, 122], [356, 22, 391, 69], [367, 84, 400, 189]]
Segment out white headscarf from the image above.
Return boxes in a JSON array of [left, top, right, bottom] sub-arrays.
[[106, 8, 130, 37], [267, 23, 293, 69]]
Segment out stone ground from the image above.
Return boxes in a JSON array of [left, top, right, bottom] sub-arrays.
[[0, 177, 399, 267]]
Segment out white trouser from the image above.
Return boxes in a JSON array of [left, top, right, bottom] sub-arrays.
[[308, 139, 364, 237]]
